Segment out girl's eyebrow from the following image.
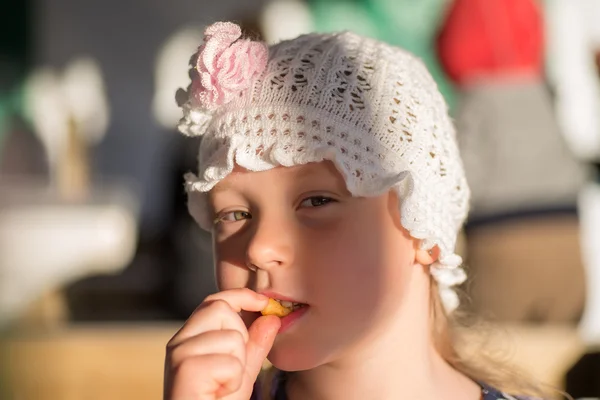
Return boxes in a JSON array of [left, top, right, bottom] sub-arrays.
[[212, 166, 321, 193], [293, 168, 350, 193], [292, 167, 321, 182], [210, 172, 245, 195], [210, 180, 236, 195], [210, 165, 344, 195]]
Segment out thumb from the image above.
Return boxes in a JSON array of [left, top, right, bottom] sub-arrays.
[[245, 315, 281, 379]]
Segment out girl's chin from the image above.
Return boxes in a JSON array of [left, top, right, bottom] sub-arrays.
[[267, 344, 324, 372]]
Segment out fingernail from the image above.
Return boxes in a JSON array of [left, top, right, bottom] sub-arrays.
[[256, 292, 268, 300]]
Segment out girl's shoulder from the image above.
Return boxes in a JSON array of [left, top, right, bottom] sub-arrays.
[[251, 375, 543, 400]]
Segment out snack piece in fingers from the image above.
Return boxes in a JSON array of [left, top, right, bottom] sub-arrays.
[[261, 298, 293, 317]]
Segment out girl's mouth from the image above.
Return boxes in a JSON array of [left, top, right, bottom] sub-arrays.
[[261, 298, 307, 317]]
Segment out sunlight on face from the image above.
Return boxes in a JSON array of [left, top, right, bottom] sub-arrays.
[[208, 161, 420, 370]]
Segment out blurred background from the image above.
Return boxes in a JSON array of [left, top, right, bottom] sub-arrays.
[[0, 0, 599, 399]]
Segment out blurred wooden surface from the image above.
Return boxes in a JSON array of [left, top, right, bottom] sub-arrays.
[[0, 323, 585, 400], [1, 324, 179, 400]]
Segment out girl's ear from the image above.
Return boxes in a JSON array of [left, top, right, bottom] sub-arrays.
[[415, 245, 439, 266]]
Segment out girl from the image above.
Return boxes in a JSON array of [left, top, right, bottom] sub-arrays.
[[164, 21, 543, 400]]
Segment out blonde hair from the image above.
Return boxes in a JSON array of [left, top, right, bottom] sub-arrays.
[[429, 279, 553, 398], [259, 278, 565, 400]]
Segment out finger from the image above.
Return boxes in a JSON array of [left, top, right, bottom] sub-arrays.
[[169, 300, 249, 347], [167, 354, 243, 400], [203, 288, 269, 313], [174, 289, 267, 339], [168, 330, 246, 369], [244, 315, 281, 381]]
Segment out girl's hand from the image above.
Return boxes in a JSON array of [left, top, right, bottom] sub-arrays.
[[164, 288, 281, 400]]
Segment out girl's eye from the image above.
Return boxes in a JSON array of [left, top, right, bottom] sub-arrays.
[[299, 196, 335, 208], [215, 210, 252, 224]]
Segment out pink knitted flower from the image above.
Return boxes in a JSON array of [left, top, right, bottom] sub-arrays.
[[192, 22, 268, 110]]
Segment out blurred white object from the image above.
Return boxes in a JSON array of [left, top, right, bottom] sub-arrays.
[[23, 57, 110, 191], [23, 68, 69, 181], [545, 0, 600, 345], [259, 0, 314, 44], [545, 0, 600, 161], [0, 181, 139, 327], [153, 27, 203, 129], [62, 57, 110, 145], [578, 181, 600, 345]]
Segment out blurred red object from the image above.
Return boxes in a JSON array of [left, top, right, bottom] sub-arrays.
[[437, 0, 544, 84]]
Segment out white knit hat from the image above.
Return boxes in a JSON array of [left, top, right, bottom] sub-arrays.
[[177, 22, 470, 312]]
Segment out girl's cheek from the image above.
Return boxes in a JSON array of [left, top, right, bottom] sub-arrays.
[[215, 263, 246, 290]]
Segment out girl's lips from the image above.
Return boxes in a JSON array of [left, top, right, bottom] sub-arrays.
[[259, 290, 307, 304], [257, 291, 310, 332], [278, 305, 309, 333]]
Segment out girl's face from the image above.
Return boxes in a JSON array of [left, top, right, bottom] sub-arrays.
[[208, 161, 426, 370]]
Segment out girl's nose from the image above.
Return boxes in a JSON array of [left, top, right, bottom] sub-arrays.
[[246, 215, 294, 271]]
